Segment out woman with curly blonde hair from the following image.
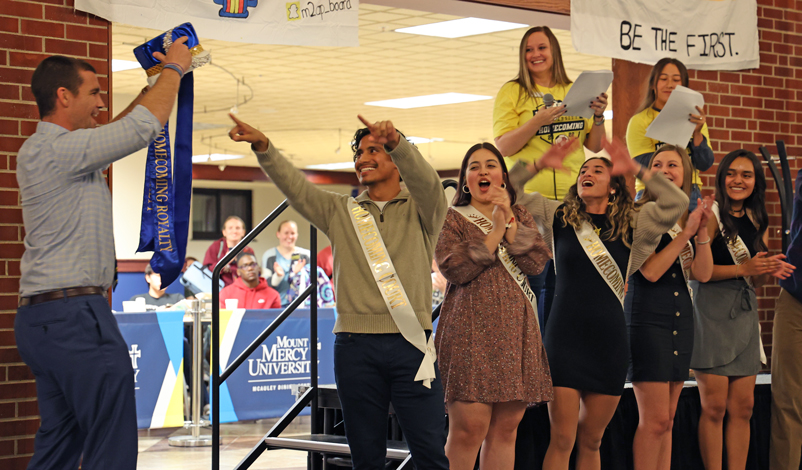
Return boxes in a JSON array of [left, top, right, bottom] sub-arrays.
[[510, 138, 688, 470]]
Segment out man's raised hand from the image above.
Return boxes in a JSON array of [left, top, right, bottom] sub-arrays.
[[229, 113, 268, 152], [357, 115, 400, 150]]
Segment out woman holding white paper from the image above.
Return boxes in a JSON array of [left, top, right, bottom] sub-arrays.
[[627, 58, 714, 211], [494, 26, 608, 200]]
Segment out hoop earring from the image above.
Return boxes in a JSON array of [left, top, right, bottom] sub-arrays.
[[608, 193, 616, 206], [462, 185, 470, 194], [500, 183, 507, 190]]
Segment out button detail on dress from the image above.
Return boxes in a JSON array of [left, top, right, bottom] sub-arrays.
[[672, 273, 677, 278], [674, 351, 678, 356], [673, 331, 677, 335], [676, 312, 680, 317], [674, 292, 679, 296]]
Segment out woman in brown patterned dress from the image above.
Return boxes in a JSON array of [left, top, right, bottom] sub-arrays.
[[435, 143, 553, 470]]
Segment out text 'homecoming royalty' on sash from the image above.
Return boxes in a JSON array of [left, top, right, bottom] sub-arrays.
[[451, 205, 541, 335], [667, 223, 695, 299], [575, 221, 626, 307], [346, 199, 437, 389]]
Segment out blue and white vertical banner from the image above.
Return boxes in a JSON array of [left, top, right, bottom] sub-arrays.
[[214, 308, 336, 422], [75, 0, 359, 46], [571, 0, 759, 71], [114, 311, 186, 429]]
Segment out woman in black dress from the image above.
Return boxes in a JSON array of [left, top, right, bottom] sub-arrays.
[[691, 150, 794, 470], [512, 138, 688, 470], [625, 145, 714, 470]]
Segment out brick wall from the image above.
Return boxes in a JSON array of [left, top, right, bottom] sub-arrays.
[[0, 1, 110, 468], [685, 0, 801, 366]]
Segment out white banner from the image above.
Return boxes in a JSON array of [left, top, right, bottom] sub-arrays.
[[570, 0, 759, 71], [76, 0, 359, 47]]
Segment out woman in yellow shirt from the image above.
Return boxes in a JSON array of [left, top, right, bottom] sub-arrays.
[[627, 58, 713, 212]]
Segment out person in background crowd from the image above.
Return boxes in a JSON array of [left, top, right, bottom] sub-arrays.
[[436, 143, 552, 470], [219, 252, 281, 310], [262, 220, 311, 306], [228, 113, 449, 470], [181, 256, 198, 299], [202, 215, 254, 286], [625, 146, 714, 470], [493, 25, 608, 327], [627, 58, 714, 211], [691, 150, 794, 470], [512, 138, 688, 470], [431, 260, 447, 308], [129, 263, 185, 307], [15, 40, 191, 469], [771, 167, 802, 470]]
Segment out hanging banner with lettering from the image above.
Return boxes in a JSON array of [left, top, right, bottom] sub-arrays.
[[114, 311, 185, 429], [75, 0, 359, 47], [570, 0, 759, 71], [213, 308, 337, 422]]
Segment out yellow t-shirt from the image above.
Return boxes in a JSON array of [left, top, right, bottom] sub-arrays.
[[493, 81, 593, 199], [627, 107, 711, 192]]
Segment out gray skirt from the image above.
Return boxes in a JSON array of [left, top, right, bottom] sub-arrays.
[[689, 279, 761, 376]]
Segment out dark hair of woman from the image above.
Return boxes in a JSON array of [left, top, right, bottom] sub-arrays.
[[636, 58, 690, 113], [715, 149, 768, 252], [452, 143, 516, 207], [558, 158, 635, 247]]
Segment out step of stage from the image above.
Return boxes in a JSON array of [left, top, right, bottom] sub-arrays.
[[264, 434, 409, 460]]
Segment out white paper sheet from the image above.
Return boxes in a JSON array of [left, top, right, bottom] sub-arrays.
[[645, 86, 705, 146], [562, 70, 614, 119]]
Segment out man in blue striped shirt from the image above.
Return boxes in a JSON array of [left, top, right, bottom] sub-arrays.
[[14, 40, 191, 470]]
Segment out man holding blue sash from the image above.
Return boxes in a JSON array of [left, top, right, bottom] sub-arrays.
[[15, 41, 191, 469], [228, 114, 450, 470]]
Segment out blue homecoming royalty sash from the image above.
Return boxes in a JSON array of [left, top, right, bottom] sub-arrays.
[[134, 23, 210, 286]]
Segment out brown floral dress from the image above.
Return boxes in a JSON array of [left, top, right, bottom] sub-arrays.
[[435, 204, 553, 406]]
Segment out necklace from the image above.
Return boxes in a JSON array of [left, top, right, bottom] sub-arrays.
[[590, 221, 602, 236]]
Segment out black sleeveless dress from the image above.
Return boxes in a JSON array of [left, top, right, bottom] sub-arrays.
[[690, 214, 761, 375], [625, 233, 695, 382], [544, 210, 631, 396]]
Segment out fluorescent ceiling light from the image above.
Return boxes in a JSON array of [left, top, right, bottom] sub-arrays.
[[395, 18, 528, 39], [365, 93, 491, 109], [192, 153, 244, 164], [407, 137, 444, 144], [306, 162, 355, 171], [112, 59, 141, 72]]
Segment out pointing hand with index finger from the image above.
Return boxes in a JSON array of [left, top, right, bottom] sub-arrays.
[[357, 115, 400, 150]]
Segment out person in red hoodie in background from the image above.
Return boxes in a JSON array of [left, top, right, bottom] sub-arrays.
[[219, 252, 281, 310]]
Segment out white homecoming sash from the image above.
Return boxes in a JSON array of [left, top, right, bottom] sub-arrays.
[[667, 224, 695, 299], [451, 205, 541, 335], [711, 203, 753, 288], [710, 202, 766, 363], [575, 221, 627, 307], [346, 199, 437, 388]]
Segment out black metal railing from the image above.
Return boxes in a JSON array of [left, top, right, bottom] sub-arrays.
[[211, 200, 320, 470], [759, 140, 793, 253]]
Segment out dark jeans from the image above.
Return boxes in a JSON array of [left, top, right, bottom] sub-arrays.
[[527, 260, 556, 329], [333, 332, 449, 470], [15, 294, 137, 470]]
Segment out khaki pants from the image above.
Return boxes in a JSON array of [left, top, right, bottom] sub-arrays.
[[771, 289, 802, 470]]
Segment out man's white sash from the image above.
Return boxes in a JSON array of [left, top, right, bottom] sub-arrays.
[[710, 202, 766, 364], [667, 224, 695, 299], [711, 203, 753, 288], [346, 199, 436, 388], [575, 221, 626, 307], [451, 205, 540, 335]]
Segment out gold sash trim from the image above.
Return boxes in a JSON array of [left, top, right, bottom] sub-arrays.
[[346, 199, 436, 388], [452, 205, 540, 335], [667, 224, 695, 299], [575, 221, 626, 307]]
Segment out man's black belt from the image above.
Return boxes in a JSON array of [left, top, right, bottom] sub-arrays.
[[19, 286, 105, 307]]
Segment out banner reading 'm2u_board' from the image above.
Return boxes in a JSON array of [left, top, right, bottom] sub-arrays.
[[571, 0, 759, 70], [75, 0, 359, 47]]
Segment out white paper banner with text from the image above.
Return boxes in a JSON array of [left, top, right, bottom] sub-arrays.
[[570, 0, 759, 71], [76, 0, 359, 47]]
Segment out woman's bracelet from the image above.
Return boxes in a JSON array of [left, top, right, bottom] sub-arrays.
[[695, 236, 710, 245], [162, 63, 185, 78]]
